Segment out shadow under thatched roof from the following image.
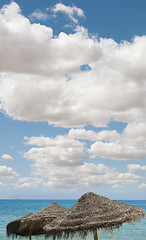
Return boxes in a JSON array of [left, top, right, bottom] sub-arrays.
[[44, 192, 145, 239], [7, 202, 68, 237]]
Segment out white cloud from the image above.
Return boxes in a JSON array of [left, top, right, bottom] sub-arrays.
[[29, 9, 48, 21], [0, 2, 146, 163], [45, 165, 140, 189], [0, 2, 146, 129], [0, 1, 145, 195], [122, 122, 146, 145], [0, 165, 18, 179], [22, 135, 140, 189], [13, 163, 140, 189], [127, 164, 146, 173], [139, 183, 146, 189], [89, 120, 146, 161], [53, 3, 85, 24], [68, 128, 120, 142], [24, 135, 86, 168], [14, 177, 45, 188], [1, 154, 13, 160], [89, 141, 146, 161], [24, 135, 85, 148], [0, 2, 97, 77]]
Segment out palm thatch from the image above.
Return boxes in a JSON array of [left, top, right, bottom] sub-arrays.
[[44, 192, 145, 239], [7, 202, 68, 236], [7, 213, 33, 236]]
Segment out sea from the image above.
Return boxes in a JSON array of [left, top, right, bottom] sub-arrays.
[[0, 199, 146, 240]]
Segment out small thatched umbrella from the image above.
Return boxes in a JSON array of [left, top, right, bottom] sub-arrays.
[[7, 202, 68, 237], [44, 192, 145, 240], [7, 213, 33, 236]]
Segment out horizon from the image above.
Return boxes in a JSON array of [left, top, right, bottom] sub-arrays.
[[0, 0, 146, 200], [1, 197, 146, 200]]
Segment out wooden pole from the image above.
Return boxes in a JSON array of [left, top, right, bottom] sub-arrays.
[[29, 228, 32, 240], [53, 234, 56, 240], [93, 229, 98, 240]]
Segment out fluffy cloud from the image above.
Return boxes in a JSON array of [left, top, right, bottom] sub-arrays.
[[88, 120, 146, 161], [89, 141, 146, 160], [14, 162, 140, 189], [122, 122, 146, 145], [53, 3, 85, 23], [0, 2, 146, 129], [68, 128, 120, 141], [0, 1, 146, 166], [29, 9, 48, 21], [127, 164, 146, 173], [0, 2, 97, 76], [24, 135, 86, 168], [24, 120, 146, 165], [24, 135, 85, 148], [14, 177, 45, 188], [1, 154, 13, 160], [22, 135, 140, 189], [68, 125, 146, 161], [0, 165, 18, 179]]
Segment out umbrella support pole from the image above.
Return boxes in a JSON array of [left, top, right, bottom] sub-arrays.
[[93, 229, 98, 240], [29, 228, 32, 240], [53, 234, 56, 240]]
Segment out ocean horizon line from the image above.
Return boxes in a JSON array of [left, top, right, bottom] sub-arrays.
[[0, 198, 146, 201]]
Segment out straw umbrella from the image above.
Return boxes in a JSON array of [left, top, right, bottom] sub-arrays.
[[44, 192, 145, 240], [7, 213, 33, 236], [7, 202, 68, 237]]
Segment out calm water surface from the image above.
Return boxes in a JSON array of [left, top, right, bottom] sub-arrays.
[[0, 199, 145, 240]]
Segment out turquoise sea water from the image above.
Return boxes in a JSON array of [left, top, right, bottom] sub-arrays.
[[0, 199, 145, 240]]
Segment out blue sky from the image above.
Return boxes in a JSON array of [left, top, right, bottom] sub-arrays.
[[0, 0, 146, 200]]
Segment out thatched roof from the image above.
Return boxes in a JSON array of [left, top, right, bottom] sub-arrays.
[[7, 213, 33, 235], [44, 192, 145, 238], [7, 202, 68, 236]]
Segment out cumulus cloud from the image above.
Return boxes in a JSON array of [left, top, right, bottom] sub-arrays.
[[88, 120, 146, 161], [52, 3, 85, 24], [1, 154, 13, 160], [89, 141, 146, 161], [127, 164, 146, 173], [24, 135, 85, 148], [24, 135, 86, 167], [0, 1, 146, 166], [0, 165, 18, 179], [14, 177, 45, 188], [0, 2, 146, 129], [22, 135, 140, 189], [29, 9, 49, 21], [0, 2, 97, 76], [14, 163, 140, 189], [68, 128, 120, 142], [122, 122, 146, 145]]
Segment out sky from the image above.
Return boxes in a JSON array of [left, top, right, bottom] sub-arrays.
[[0, 0, 146, 200]]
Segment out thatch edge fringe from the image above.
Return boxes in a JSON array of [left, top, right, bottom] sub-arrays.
[[6, 202, 68, 237], [45, 211, 145, 239]]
